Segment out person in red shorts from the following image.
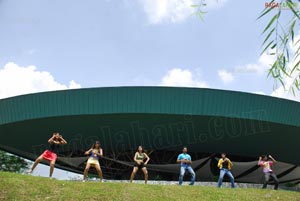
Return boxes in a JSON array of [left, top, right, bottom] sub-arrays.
[[29, 133, 67, 178]]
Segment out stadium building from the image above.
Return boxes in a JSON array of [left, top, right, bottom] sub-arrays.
[[1, 86, 300, 184]]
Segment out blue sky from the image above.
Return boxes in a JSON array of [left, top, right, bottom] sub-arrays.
[[0, 0, 298, 178], [0, 0, 296, 100]]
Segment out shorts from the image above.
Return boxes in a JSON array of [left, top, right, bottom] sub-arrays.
[[134, 161, 145, 169], [42, 150, 57, 161], [87, 158, 100, 166]]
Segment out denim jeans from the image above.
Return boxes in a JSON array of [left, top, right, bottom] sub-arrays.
[[218, 168, 235, 188], [179, 166, 196, 185]]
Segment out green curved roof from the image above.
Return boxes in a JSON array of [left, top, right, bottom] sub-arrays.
[[0, 86, 299, 126], [1, 86, 300, 167]]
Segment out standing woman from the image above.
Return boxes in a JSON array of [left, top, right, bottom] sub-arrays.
[[29, 132, 67, 178], [130, 146, 150, 184], [83, 141, 103, 182]]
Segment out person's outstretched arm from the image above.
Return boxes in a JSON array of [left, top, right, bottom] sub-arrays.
[[98, 148, 103, 157], [134, 152, 140, 164], [176, 155, 182, 163], [258, 156, 262, 165], [269, 155, 277, 163], [84, 148, 92, 155], [59, 135, 67, 144], [187, 156, 192, 164], [48, 134, 56, 144], [144, 153, 150, 165], [217, 159, 223, 168]]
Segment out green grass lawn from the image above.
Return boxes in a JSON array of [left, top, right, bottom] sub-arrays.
[[1, 171, 300, 201]]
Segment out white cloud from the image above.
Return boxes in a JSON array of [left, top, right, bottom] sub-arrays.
[[0, 62, 81, 99], [218, 69, 234, 83], [160, 68, 208, 88], [252, 91, 266, 95], [235, 52, 275, 75], [271, 69, 300, 102], [138, 0, 228, 24], [68, 80, 81, 89], [271, 85, 300, 101], [271, 71, 300, 101], [216, 50, 275, 87]]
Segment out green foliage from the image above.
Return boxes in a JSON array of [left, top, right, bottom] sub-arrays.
[[0, 151, 29, 173], [258, 0, 300, 95], [191, 0, 208, 22], [284, 182, 298, 187], [193, 0, 300, 95]]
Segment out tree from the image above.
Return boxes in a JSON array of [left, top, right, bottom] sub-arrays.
[[193, 0, 300, 95], [259, 0, 300, 95], [0, 151, 29, 173]]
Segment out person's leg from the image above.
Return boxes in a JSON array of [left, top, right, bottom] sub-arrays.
[[95, 164, 103, 181], [83, 163, 91, 181], [218, 169, 226, 188], [270, 173, 279, 190], [141, 167, 148, 184], [226, 170, 235, 188], [179, 167, 185, 185], [49, 160, 56, 178], [186, 166, 196, 185], [263, 172, 270, 189], [29, 155, 44, 173], [130, 167, 138, 183]]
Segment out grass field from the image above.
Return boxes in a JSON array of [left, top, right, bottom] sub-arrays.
[[1, 171, 300, 201]]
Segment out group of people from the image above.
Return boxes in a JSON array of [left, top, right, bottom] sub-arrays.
[[28, 133, 279, 189], [176, 148, 235, 187], [176, 147, 279, 190]]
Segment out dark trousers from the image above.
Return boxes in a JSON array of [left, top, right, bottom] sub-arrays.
[[263, 172, 279, 190]]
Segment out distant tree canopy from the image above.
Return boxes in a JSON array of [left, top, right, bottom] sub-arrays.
[[0, 151, 29, 173]]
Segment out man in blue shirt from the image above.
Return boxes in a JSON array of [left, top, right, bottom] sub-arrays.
[[177, 146, 196, 185]]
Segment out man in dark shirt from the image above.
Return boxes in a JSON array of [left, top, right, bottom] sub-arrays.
[[217, 153, 235, 188]]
